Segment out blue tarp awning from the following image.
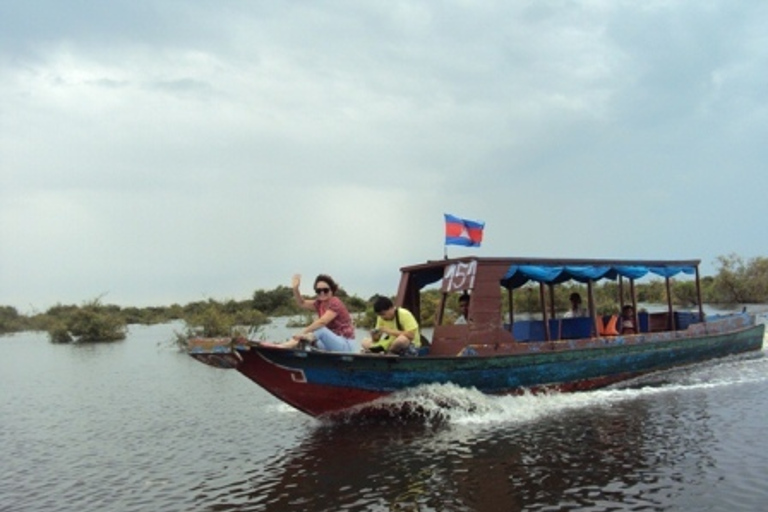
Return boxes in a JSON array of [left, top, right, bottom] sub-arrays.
[[502, 264, 696, 289]]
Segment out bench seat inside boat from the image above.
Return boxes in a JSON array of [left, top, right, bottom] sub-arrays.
[[509, 311, 704, 341], [508, 317, 593, 342]]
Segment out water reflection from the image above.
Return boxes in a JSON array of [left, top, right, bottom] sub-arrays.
[[3, 326, 766, 512], [192, 384, 727, 512]]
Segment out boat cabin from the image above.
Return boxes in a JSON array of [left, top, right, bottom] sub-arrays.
[[394, 257, 705, 356]]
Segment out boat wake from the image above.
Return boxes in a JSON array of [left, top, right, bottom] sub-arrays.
[[329, 349, 768, 426], [326, 383, 491, 425]]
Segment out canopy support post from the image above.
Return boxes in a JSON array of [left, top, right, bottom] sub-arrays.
[[665, 276, 676, 331], [619, 276, 625, 307], [630, 278, 638, 332], [588, 280, 598, 337], [548, 284, 557, 320], [695, 266, 705, 323], [539, 282, 551, 342]]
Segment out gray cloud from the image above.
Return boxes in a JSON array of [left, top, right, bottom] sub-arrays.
[[2, 1, 767, 312]]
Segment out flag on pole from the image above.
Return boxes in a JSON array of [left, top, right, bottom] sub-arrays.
[[444, 213, 485, 247]]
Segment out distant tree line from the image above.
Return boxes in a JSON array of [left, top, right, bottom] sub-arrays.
[[0, 285, 371, 343], [1, 254, 766, 342]]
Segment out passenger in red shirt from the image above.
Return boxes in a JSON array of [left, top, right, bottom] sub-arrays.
[[283, 273, 358, 352]]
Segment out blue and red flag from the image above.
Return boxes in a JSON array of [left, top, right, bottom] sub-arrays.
[[444, 214, 485, 247]]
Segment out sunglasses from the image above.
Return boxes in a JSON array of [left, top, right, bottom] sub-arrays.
[[315, 287, 331, 295]]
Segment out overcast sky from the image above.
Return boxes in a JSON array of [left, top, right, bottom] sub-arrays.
[[2, 1, 767, 313]]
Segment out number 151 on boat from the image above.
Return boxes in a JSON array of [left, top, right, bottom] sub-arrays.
[[442, 261, 477, 292]]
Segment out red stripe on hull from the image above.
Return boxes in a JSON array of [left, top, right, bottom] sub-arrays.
[[521, 372, 642, 395], [237, 351, 389, 417], [236, 348, 645, 417]]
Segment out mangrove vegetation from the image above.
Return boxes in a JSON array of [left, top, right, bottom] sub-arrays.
[[1, 254, 767, 342]]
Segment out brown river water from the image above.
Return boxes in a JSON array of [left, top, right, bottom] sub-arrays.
[[1, 319, 767, 512]]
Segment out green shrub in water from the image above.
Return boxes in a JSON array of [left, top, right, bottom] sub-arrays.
[[46, 299, 127, 343]]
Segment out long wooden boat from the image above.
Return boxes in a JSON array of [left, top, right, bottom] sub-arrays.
[[188, 256, 765, 418]]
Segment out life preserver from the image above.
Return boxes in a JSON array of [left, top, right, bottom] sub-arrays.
[[598, 315, 619, 336]]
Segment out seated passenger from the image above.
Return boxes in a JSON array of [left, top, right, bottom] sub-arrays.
[[362, 296, 421, 356], [274, 273, 358, 352], [564, 292, 587, 318], [619, 304, 637, 335], [454, 292, 470, 324]]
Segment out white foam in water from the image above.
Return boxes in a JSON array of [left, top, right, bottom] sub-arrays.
[[272, 403, 303, 415], [380, 348, 768, 427], [260, 339, 767, 424]]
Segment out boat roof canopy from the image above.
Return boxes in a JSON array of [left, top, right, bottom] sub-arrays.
[[402, 257, 700, 291], [501, 263, 697, 289]]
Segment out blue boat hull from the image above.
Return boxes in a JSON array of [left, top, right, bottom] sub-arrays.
[[207, 316, 764, 417]]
